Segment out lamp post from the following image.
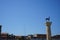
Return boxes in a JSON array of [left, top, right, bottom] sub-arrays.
[[45, 17, 52, 40]]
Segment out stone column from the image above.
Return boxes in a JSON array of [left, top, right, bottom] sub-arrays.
[[45, 17, 52, 40]]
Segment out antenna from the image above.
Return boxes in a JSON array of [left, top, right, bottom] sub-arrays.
[[24, 24, 26, 36]]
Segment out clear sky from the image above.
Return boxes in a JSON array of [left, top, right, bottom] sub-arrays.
[[0, 0, 60, 36]]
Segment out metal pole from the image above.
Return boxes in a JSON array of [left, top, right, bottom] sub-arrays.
[[0, 25, 2, 40]]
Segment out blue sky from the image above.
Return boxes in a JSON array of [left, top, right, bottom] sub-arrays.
[[0, 0, 60, 36]]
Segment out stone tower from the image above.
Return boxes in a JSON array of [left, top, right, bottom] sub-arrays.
[[45, 17, 52, 40]]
